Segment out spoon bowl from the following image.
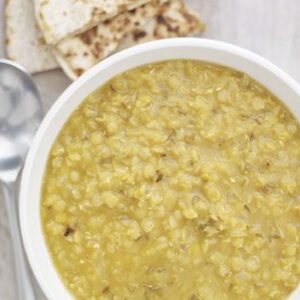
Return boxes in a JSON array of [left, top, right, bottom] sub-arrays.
[[0, 59, 43, 183]]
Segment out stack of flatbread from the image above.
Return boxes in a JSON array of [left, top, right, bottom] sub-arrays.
[[5, 0, 204, 80]]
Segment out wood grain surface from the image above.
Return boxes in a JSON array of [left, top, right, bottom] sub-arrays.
[[0, 0, 299, 299]]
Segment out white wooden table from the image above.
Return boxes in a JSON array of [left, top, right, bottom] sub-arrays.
[[0, 0, 300, 299]]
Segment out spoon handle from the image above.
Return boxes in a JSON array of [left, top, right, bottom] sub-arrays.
[[2, 183, 36, 300]]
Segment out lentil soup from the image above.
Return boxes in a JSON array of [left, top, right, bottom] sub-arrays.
[[41, 60, 300, 300]]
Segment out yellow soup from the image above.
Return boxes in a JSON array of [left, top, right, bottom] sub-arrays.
[[41, 60, 300, 300]]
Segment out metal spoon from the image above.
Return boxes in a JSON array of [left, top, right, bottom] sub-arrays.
[[0, 59, 43, 300]]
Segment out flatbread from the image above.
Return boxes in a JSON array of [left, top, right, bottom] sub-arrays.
[[119, 0, 205, 48], [5, 0, 58, 73], [55, 0, 204, 80], [35, 0, 152, 45], [55, 1, 164, 80]]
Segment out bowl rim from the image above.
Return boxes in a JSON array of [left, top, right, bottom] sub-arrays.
[[20, 38, 300, 300]]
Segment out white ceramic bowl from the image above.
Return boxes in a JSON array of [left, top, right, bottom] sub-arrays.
[[20, 38, 300, 300]]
